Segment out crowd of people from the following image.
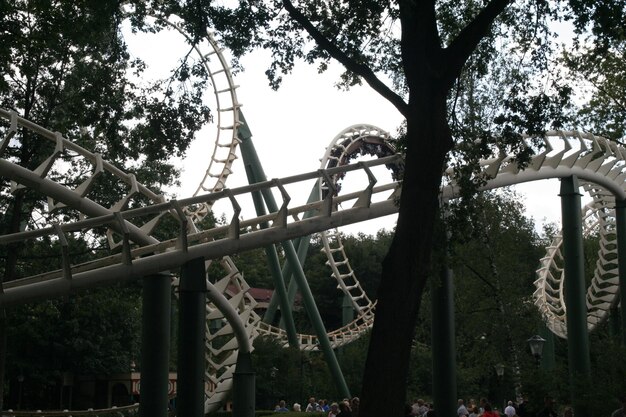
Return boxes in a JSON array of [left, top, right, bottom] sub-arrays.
[[448, 395, 626, 417], [273, 394, 626, 417], [449, 397, 556, 417], [274, 396, 360, 416]]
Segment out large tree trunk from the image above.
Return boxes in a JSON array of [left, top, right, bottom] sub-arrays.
[[360, 90, 452, 417]]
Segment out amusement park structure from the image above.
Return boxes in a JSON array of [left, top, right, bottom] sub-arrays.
[[0, 18, 624, 417]]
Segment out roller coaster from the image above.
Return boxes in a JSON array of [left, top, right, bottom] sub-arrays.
[[0, 17, 623, 417]]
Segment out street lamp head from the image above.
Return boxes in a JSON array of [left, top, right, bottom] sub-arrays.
[[494, 363, 505, 378], [527, 335, 546, 360]]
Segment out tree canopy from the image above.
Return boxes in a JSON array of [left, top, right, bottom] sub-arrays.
[[1, 0, 625, 414], [200, 1, 625, 416], [0, 0, 213, 410]]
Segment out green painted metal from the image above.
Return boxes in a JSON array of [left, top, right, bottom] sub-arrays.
[[282, 238, 351, 398], [431, 264, 457, 417], [267, 185, 321, 326], [237, 112, 350, 399], [342, 293, 354, 326], [616, 198, 626, 345], [139, 273, 172, 417], [538, 325, 556, 371], [233, 351, 256, 417], [177, 257, 207, 417], [559, 176, 592, 417], [609, 307, 621, 340], [278, 231, 317, 330], [238, 112, 299, 348]]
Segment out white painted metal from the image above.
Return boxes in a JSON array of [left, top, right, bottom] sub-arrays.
[[1, 22, 625, 416], [2, 107, 626, 411], [440, 131, 625, 339]]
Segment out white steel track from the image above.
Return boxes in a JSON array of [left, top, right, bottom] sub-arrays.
[[0, 23, 624, 416]]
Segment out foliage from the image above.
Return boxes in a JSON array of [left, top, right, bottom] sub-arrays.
[[565, 46, 626, 140], [5, 283, 142, 410], [234, 1, 619, 413], [443, 191, 543, 401], [251, 335, 337, 409], [0, 0, 217, 410]]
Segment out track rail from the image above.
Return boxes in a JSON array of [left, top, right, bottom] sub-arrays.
[[3, 112, 626, 412], [1, 19, 625, 416]]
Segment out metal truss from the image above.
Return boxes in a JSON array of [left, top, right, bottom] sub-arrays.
[[1, 17, 625, 414]]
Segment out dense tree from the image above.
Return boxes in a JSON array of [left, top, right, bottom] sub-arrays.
[[242, 2, 563, 416], [209, 2, 626, 415], [2, 1, 624, 414], [0, 0, 212, 409], [448, 190, 543, 401]]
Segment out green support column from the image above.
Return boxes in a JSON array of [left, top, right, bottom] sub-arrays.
[[177, 258, 207, 417], [342, 293, 354, 326], [431, 264, 457, 417], [237, 111, 350, 399], [559, 176, 591, 417], [538, 325, 556, 371], [269, 186, 322, 325], [238, 112, 298, 347], [233, 351, 256, 417], [139, 273, 171, 417], [615, 198, 626, 345], [609, 307, 621, 340]]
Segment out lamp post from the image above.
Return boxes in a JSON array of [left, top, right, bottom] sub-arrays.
[[527, 335, 546, 365], [270, 366, 278, 408], [494, 364, 505, 410], [494, 363, 505, 378]]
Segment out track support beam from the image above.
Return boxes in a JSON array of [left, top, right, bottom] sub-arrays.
[[237, 111, 350, 398], [431, 259, 457, 417], [139, 272, 172, 417], [616, 198, 626, 345], [559, 176, 591, 417], [177, 257, 207, 417], [238, 112, 299, 347], [233, 351, 256, 417]]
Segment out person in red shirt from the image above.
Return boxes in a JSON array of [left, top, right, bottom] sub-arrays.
[[482, 403, 500, 417]]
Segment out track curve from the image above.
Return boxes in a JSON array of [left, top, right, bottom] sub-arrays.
[[440, 130, 625, 339], [0, 20, 624, 417]]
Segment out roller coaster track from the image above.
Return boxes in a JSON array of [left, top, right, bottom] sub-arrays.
[[0, 20, 624, 415], [441, 130, 626, 339]]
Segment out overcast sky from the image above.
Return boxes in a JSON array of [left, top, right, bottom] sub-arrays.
[[125, 23, 568, 237]]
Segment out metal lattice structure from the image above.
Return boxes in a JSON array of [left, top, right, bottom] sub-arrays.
[[441, 131, 626, 339], [0, 19, 624, 415]]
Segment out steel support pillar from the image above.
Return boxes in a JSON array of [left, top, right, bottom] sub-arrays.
[[342, 293, 354, 326], [263, 185, 322, 325], [609, 307, 621, 339], [431, 264, 457, 417], [233, 351, 256, 417], [538, 325, 556, 371], [238, 112, 298, 347], [177, 257, 207, 417], [559, 176, 591, 417], [139, 273, 171, 417], [237, 112, 350, 397], [616, 198, 626, 345]]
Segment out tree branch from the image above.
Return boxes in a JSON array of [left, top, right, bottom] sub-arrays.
[[443, 0, 511, 83], [282, 0, 409, 117], [459, 257, 498, 293]]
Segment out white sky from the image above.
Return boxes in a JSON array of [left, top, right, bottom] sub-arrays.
[[125, 24, 569, 238]]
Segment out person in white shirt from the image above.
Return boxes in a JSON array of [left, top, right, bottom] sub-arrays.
[[458, 399, 469, 417], [504, 401, 517, 417]]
